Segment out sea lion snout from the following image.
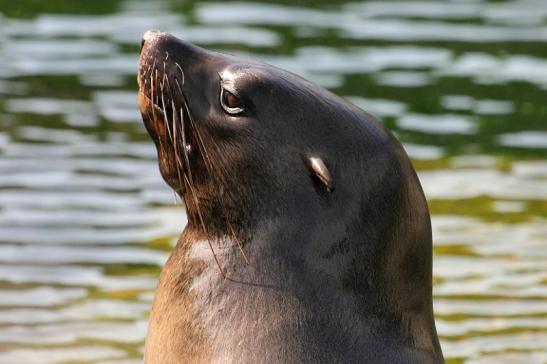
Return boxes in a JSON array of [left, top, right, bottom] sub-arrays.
[[139, 29, 165, 57], [142, 29, 161, 45], [140, 29, 206, 65]]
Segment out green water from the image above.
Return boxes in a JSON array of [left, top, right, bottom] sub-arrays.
[[0, 0, 546, 363]]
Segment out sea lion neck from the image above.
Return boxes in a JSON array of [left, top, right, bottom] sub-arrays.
[[172, 186, 442, 361]]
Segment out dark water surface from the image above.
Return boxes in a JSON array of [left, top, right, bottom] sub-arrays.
[[1, 1, 546, 363]]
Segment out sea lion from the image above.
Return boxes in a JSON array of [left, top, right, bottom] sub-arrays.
[[138, 29, 444, 363]]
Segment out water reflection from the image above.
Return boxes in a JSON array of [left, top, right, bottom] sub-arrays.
[[0, 0, 545, 363]]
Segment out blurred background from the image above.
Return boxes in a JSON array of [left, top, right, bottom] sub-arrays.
[[0, 0, 546, 363]]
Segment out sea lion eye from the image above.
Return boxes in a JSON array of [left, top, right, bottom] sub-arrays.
[[225, 92, 240, 108], [220, 88, 244, 115]]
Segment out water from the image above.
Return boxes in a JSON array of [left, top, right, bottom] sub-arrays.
[[0, 1, 545, 363]]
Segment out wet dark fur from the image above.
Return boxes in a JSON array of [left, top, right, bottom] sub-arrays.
[[138, 31, 444, 363]]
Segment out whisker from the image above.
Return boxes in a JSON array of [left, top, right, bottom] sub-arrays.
[[150, 64, 160, 140], [175, 62, 185, 85], [173, 191, 180, 206], [171, 101, 183, 169], [179, 106, 194, 185], [160, 90, 173, 143], [229, 224, 250, 265], [184, 173, 225, 279], [182, 94, 215, 173], [162, 73, 177, 146]]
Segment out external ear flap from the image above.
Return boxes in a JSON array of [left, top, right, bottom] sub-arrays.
[[307, 157, 334, 192]]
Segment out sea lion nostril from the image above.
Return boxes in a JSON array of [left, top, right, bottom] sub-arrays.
[[141, 30, 161, 53], [142, 29, 161, 44], [140, 38, 145, 52]]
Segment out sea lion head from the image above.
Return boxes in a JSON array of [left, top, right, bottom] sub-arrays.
[[138, 30, 383, 235]]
